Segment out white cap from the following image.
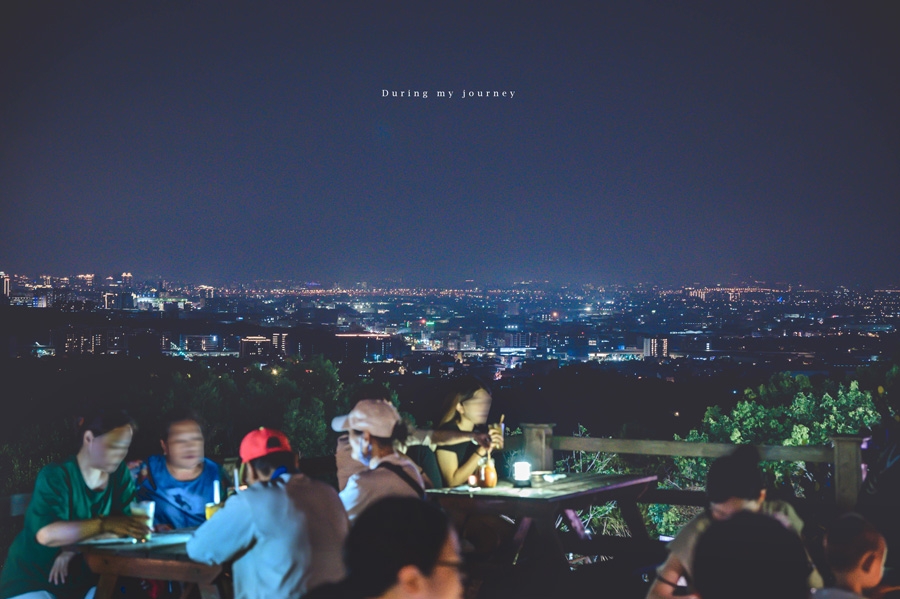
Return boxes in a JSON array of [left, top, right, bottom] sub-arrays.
[[331, 399, 401, 438]]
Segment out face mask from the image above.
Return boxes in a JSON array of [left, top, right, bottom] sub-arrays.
[[356, 440, 372, 467]]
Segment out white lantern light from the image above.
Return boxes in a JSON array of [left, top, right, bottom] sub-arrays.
[[513, 461, 532, 487]]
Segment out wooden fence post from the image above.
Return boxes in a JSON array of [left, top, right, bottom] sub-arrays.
[[831, 435, 866, 510], [522, 423, 555, 471]]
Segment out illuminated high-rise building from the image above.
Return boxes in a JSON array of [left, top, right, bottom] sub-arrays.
[[122, 272, 133, 287], [0, 272, 9, 298], [642, 336, 669, 359], [272, 332, 289, 354]]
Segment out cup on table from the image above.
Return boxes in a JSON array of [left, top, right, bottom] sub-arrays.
[[131, 501, 155, 540], [488, 422, 505, 449]]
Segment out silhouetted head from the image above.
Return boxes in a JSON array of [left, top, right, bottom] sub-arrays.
[[344, 497, 464, 599], [693, 511, 812, 599], [707, 445, 767, 520]]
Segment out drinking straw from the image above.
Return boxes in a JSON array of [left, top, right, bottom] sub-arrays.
[[213, 480, 221, 505]]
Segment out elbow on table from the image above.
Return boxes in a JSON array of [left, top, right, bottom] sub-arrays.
[[447, 471, 469, 488], [35, 526, 61, 547]]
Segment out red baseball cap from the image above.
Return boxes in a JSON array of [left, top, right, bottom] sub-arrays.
[[239, 427, 292, 463]]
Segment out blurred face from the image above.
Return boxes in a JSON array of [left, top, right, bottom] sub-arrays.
[[348, 429, 371, 466], [85, 425, 133, 473], [161, 420, 205, 471], [424, 529, 465, 599], [456, 389, 492, 425]]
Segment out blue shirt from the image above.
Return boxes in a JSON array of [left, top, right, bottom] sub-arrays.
[[136, 455, 222, 529]]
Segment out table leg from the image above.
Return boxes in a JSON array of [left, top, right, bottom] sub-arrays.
[[618, 499, 650, 541], [94, 573, 118, 599], [521, 518, 570, 573], [509, 517, 532, 565], [563, 509, 591, 540]]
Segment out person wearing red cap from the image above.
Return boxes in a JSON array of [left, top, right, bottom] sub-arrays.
[[332, 400, 426, 522], [186, 428, 348, 599]]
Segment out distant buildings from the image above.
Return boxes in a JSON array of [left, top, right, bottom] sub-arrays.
[[241, 336, 273, 359], [643, 336, 669, 359], [0, 272, 897, 375]]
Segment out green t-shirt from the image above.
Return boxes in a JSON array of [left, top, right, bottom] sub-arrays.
[[0, 456, 136, 599]]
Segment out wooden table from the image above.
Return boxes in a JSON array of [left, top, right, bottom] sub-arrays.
[[427, 473, 658, 572], [73, 532, 229, 599]]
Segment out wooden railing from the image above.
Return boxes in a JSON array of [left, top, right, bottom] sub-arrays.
[[512, 424, 866, 510]]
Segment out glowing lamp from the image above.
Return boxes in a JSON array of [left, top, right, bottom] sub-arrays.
[[513, 461, 532, 487]]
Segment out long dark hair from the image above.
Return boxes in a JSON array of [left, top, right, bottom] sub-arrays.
[[437, 375, 491, 426]]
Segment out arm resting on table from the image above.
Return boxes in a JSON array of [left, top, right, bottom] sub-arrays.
[[36, 519, 105, 547], [37, 514, 150, 547]]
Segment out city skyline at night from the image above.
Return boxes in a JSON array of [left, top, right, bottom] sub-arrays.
[[2, 1, 899, 286]]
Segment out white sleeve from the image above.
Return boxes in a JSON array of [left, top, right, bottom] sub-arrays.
[[186, 492, 255, 565], [405, 426, 436, 451], [339, 473, 375, 522]]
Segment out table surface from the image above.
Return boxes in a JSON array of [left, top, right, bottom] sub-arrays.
[[74, 530, 196, 559], [427, 472, 658, 503]]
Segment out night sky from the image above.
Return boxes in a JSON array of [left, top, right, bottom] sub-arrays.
[[2, 1, 898, 286]]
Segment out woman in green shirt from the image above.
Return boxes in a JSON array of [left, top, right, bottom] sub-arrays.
[[0, 409, 150, 599]]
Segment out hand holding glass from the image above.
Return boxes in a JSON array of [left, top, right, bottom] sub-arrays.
[[129, 501, 155, 540], [488, 422, 504, 450]]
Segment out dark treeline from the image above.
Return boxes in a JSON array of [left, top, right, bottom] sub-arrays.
[[3, 353, 897, 496]]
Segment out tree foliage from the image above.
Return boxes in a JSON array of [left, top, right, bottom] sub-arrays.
[[557, 368, 895, 539], [0, 355, 368, 497]]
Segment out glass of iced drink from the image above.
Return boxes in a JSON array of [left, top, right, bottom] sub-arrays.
[[131, 501, 155, 540], [478, 456, 498, 488]]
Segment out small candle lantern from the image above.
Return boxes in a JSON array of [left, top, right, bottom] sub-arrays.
[[513, 461, 532, 487]]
